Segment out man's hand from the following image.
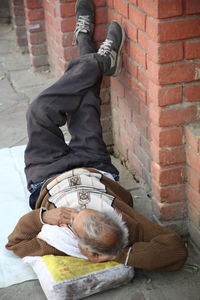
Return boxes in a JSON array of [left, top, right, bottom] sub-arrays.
[[42, 208, 78, 226]]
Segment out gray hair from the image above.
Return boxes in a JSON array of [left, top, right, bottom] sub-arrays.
[[77, 209, 129, 256]]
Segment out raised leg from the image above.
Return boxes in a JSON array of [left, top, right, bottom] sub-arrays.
[[25, 54, 118, 193]]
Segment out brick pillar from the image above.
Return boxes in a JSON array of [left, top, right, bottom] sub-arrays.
[[11, 0, 28, 51], [147, 0, 200, 233], [109, 0, 200, 234], [24, 0, 48, 68], [186, 124, 200, 248]]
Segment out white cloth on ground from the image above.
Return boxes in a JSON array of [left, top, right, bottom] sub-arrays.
[[0, 145, 37, 288]]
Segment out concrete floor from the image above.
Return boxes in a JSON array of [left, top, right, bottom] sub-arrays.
[[0, 24, 200, 300]]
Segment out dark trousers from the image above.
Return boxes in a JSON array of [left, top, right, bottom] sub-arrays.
[[25, 34, 118, 207]]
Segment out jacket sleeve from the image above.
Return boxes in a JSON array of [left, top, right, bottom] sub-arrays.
[[5, 209, 65, 258], [116, 231, 188, 271], [114, 199, 188, 271]]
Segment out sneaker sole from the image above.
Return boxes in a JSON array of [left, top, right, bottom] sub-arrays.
[[112, 21, 125, 77]]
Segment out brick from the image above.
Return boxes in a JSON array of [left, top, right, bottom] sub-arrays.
[[62, 32, 74, 47], [153, 200, 187, 221], [60, 3, 75, 18], [129, 4, 146, 31], [107, 8, 122, 23], [27, 9, 44, 21], [123, 54, 138, 78], [119, 97, 132, 122], [134, 144, 151, 171], [14, 15, 25, 26], [138, 0, 182, 18], [63, 47, 78, 60], [132, 111, 148, 137], [152, 41, 183, 64], [107, 0, 113, 8], [148, 59, 200, 85], [28, 31, 46, 45], [44, 1, 55, 17], [146, 17, 200, 42], [186, 147, 200, 174], [13, 7, 25, 16], [152, 181, 186, 203], [125, 88, 140, 113], [130, 41, 146, 68], [138, 67, 148, 88], [93, 24, 106, 42], [187, 185, 200, 210], [130, 77, 146, 103], [139, 100, 148, 119], [129, 0, 137, 5], [185, 126, 200, 152], [128, 151, 144, 178], [100, 88, 110, 105], [159, 105, 197, 127], [127, 122, 141, 148], [187, 167, 200, 194], [96, 7, 107, 24], [16, 26, 27, 37], [141, 136, 150, 157], [25, 0, 43, 9], [185, 40, 200, 60], [122, 19, 137, 43], [93, 0, 107, 7], [138, 31, 183, 63], [148, 81, 182, 106], [151, 162, 185, 186], [31, 54, 48, 67], [114, 0, 128, 18], [118, 128, 129, 157], [184, 0, 200, 15], [111, 78, 125, 98], [27, 21, 45, 33], [138, 30, 148, 50], [151, 143, 186, 166], [150, 125, 183, 147], [61, 17, 76, 32], [13, 0, 24, 5], [30, 44, 47, 55]]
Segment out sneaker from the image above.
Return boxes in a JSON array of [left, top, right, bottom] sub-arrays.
[[97, 21, 125, 76], [73, 0, 95, 45]]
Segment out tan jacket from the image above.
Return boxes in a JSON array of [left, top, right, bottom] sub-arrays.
[[6, 169, 188, 271]]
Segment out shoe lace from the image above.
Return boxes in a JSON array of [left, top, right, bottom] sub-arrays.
[[98, 39, 113, 56], [73, 15, 91, 45]]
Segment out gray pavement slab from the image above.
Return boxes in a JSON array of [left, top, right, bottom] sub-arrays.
[[9, 69, 55, 90], [0, 23, 200, 300], [0, 77, 18, 112], [0, 102, 28, 147]]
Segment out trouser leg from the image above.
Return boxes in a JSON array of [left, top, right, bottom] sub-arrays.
[[25, 54, 118, 191], [77, 33, 96, 56]]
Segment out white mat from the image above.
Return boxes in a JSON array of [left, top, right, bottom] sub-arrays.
[[0, 145, 37, 288]]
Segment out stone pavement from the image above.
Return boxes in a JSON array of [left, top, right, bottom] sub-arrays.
[[0, 24, 200, 300]]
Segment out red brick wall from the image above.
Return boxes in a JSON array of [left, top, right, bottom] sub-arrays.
[[109, 0, 200, 234], [186, 124, 200, 248], [11, 0, 28, 51], [24, 0, 48, 68]]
